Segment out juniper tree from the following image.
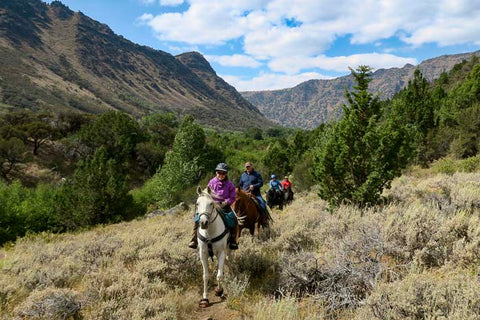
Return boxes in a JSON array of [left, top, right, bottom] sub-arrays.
[[313, 66, 414, 207]]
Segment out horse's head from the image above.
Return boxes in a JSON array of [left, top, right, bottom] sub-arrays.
[[196, 186, 218, 229]]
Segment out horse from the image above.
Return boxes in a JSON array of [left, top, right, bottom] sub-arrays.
[[195, 186, 229, 308], [266, 188, 284, 210], [232, 188, 272, 238], [284, 185, 294, 206]]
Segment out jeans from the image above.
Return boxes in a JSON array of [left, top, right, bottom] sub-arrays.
[[255, 195, 267, 213]]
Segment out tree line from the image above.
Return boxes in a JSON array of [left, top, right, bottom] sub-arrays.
[[1, 55, 479, 245]]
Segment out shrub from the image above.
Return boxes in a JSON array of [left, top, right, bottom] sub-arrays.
[[13, 288, 81, 320], [364, 269, 480, 320]]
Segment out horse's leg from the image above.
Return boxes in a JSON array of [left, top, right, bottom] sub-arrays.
[[200, 250, 209, 301], [215, 249, 226, 297], [249, 224, 255, 237]]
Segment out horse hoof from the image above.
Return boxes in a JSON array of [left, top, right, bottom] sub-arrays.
[[199, 298, 210, 308], [214, 287, 224, 297]]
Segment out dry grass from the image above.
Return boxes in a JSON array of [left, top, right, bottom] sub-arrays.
[[1, 162, 480, 319]]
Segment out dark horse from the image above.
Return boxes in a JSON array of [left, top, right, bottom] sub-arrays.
[[284, 185, 294, 206], [232, 188, 272, 238], [266, 188, 284, 210]]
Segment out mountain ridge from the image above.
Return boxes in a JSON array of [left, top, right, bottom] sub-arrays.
[[0, 0, 273, 130], [242, 51, 480, 129]]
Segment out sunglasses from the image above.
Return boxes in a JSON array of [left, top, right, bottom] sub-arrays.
[[216, 171, 226, 175]]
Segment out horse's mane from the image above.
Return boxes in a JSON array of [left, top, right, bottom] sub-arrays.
[[235, 188, 250, 200], [199, 188, 221, 210]]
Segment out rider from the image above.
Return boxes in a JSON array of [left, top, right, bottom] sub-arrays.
[[269, 174, 284, 191], [188, 163, 239, 250], [281, 175, 292, 191], [269, 174, 284, 202], [239, 161, 268, 216]]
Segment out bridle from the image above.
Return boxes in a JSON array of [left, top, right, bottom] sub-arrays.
[[197, 194, 219, 225], [196, 193, 228, 260]]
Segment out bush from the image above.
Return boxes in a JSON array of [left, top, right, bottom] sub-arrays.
[[13, 288, 82, 320], [364, 269, 480, 320]]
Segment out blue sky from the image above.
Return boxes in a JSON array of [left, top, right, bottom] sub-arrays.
[[46, 0, 480, 91]]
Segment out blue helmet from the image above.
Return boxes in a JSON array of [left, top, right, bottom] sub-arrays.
[[271, 174, 276, 179]]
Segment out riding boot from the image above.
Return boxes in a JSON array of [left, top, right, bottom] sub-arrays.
[[228, 225, 239, 250], [188, 221, 199, 249]]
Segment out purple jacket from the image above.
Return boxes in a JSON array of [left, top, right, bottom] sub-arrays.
[[208, 177, 236, 206]]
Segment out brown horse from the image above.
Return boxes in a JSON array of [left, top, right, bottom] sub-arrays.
[[232, 188, 272, 238]]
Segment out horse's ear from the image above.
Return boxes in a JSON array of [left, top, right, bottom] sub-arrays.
[[197, 186, 202, 195], [206, 185, 212, 195]]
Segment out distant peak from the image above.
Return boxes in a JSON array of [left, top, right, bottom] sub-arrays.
[[175, 52, 215, 74], [49, 1, 74, 19]]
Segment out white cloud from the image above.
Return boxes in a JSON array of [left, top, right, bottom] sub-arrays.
[[138, 0, 480, 50], [136, 0, 480, 89], [269, 53, 418, 74], [206, 54, 262, 68], [160, 0, 184, 6], [222, 72, 332, 91], [137, 13, 154, 23]]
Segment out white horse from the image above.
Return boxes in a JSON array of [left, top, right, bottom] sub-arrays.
[[196, 186, 229, 308]]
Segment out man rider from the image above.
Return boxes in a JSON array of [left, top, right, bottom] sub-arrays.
[[239, 161, 268, 215], [281, 175, 292, 190]]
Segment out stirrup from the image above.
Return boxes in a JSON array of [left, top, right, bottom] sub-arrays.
[[229, 243, 238, 250], [188, 241, 197, 249]]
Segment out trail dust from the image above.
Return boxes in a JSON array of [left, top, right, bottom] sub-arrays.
[[192, 289, 241, 320]]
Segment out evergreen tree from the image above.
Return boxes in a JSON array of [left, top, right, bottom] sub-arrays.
[[262, 140, 292, 178], [71, 147, 133, 225], [148, 115, 214, 208], [74, 111, 143, 162], [313, 66, 414, 207]]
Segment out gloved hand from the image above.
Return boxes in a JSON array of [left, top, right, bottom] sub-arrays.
[[220, 201, 228, 208]]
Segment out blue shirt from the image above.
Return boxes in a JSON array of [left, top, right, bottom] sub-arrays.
[[239, 170, 263, 196], [269, 179, 283, 191]]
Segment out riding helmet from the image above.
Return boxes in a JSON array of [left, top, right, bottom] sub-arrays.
[[215, 162, 229, 173], [271, 174, 276, 179]]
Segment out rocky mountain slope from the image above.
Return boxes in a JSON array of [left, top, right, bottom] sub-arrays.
[[0, 0, 272, 130], [242, 51, 480, 129]]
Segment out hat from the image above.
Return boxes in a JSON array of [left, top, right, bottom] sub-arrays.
[[284, 176, 289, 179], [245, 161, 252, 167], [215, 162, 228, 173]]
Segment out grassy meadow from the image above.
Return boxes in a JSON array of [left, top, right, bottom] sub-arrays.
[[1, 159, 480, 319]]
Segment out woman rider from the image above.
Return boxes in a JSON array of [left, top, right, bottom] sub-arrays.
[[188, 163, 239, 250]]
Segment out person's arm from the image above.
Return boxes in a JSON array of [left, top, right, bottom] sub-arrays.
[[269, 180, 274, 189], [226, 182, 236, 206], [239, 174, 244, 190], [207, 178, 215, 190], [253, 171, 263, 189]]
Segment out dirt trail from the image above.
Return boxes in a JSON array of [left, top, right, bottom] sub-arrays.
[[192, 290, 241, 320]]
